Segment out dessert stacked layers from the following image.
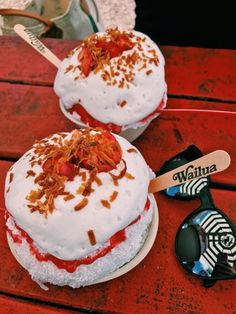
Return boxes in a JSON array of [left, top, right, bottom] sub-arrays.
[[54, 28, 167, 137], [5, 128, 155, 288]]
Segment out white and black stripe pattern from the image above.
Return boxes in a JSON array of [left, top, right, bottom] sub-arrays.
[[180, 178, 208, 196], [198, 210, 236, 272]]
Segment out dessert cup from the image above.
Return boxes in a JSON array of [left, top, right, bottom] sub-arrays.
[[54, 28, 167, 142], [59, 100, 152, 142]]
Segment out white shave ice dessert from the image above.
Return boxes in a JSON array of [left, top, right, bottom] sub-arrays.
[[4, 128, 156, 288], [54, 28, 167, 141]]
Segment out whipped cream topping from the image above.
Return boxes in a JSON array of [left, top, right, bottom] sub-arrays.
[[54, 30, 167, 127], [5, 130, 153, 261]]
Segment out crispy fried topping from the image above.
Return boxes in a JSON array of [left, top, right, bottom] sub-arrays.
[[63, 193, 75, 201], [77, 130, 122, 172], [76, 183, 86, 195], [74, 198, 88, 211], [87, 229, 97, 245], [24, 129, 120, 217], [24, 129, 137, 218], [146, 69, 153, 75], [127, 148, 137, 153], [82, 169, 97, 196], [125, 172, 135, 180], [26, 190, 44, 203], [109, 191, 118, 202], [9, 172, 14, 183], [71, 28, 159, 88], [64, 65, 74, 74], [101, 199, 111, 209], [26, 170, 36, 178], [119, 100, 127, 108], [112, 178, 119, 186], [94, 175, 102, 186], [109, 159, 127, 180], [78, 171, 87, 181]]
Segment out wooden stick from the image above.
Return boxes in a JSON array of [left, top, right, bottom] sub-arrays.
[[14, 24, 61, 68], [149, 150, 231, 193]]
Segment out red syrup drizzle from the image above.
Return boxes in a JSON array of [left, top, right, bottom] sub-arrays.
[[68, 97, 166, 134], [5, 198, 151, 273], [68, 104, 122, 134]]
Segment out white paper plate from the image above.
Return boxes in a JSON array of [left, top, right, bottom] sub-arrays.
[[7, 196, 158, 285]]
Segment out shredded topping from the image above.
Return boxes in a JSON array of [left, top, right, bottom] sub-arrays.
[[63, 193, 75, 201], [127, 148, 137, 153], [109, 159, 127, 180], [67, 28, 159, 88], [76, 184, 86, 195], [112, 177, 119, 186], [94, 175, 102, 186], [26, 170, 36, 178], [119, 100, 127, 108], [78, 171, 87, 181], [87, 229, 97, 246], [146, 69, 153, 75], [77, 130, 122, 172], [75, 198, 88, 211], [25, 129, 125, 217], [101, 199, 111, 209], [125, 172, 135, 180], [109, 191, 118, 202], [64, 64, 73, 74], [9, 172, 14, 183]]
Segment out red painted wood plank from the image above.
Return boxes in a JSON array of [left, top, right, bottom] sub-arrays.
[[0, 82, 235, 185], [0, 168, 235, 313], [134, 100, 236, 187], [0, 294, 78, 314], [0, 36, 236, 100], [0, 37, 74, 86], [161, 46, 236, 101], [0, 83, 75, 159], [0, 161, 12, 209]]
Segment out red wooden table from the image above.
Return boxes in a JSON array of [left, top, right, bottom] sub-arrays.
[[0, 36, 236, 314]]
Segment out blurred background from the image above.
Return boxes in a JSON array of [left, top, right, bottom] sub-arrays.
[[135, 0, 236, 49], [0, 0, 235, 49]]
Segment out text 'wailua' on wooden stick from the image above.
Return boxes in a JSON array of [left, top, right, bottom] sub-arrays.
[[149, 150, 231, 193], [14, 24, 61, 68]]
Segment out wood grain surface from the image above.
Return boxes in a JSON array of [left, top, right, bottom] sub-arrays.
[[0, 178, 235, 313], [0, 35, 235, 314], [0, 36, 236, 101]]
